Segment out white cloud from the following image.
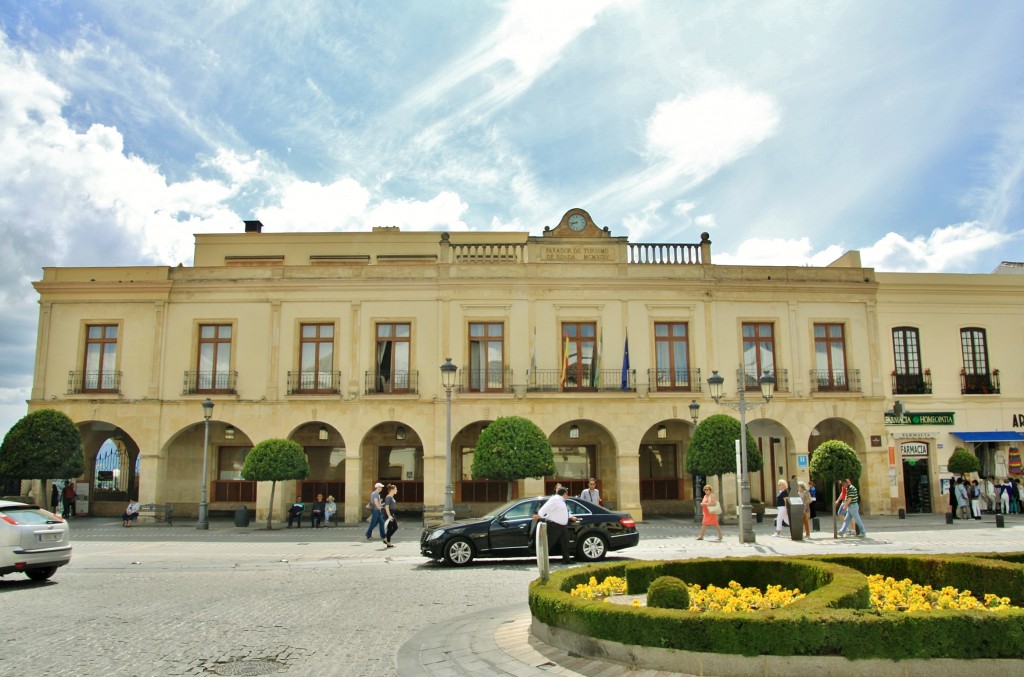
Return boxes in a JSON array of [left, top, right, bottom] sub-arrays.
[[714, 237, 844, 268], [860, 222, 1016, 272], [714, 221, 1017, 272], [256, 180, 469, 233], [584, 86, 780, 209], [645, 87, 780, 181]]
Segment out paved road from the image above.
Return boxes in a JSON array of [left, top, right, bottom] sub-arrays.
[[2, 513, 1021, 676]]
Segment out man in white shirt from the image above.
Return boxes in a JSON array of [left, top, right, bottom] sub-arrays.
[[579, 478, 601, 506], [534, 487, 577, 564]]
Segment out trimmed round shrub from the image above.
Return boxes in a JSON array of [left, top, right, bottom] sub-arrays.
[[647, 575, 690, 610]]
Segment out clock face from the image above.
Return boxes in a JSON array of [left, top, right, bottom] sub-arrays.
[[568, 214, 586, 232]]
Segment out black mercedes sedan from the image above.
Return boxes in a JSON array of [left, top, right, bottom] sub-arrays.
[[420, 496, 639, 566]]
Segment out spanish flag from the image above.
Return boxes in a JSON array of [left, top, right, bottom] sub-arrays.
[[559, 335, 570, 388]]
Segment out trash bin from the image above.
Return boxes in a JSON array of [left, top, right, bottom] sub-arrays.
[[785, 496, 804, 540], [234, 505, 250, 527]]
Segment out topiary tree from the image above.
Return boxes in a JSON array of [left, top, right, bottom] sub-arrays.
[[685, 414, 762, 506], [471, 416, 555, 501], [647, 575, 691, 610], [241, 438, 310, 529], [947, 448, 980, 476], [808, 439, 862, 537], [0, 409, 84, 501]]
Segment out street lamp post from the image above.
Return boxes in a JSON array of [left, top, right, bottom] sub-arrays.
[[707, 369, 775, 544], [440, 358, 457, 523], [196, 398, 214, 530]]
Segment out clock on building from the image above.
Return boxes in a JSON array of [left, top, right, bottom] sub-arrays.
[[568, 214, 586, 232]]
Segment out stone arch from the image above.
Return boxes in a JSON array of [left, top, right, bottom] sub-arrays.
[[287, 421, 348, 504], [549, 420, 618, 507], [747, 417, 795, 504], [638, 418, 697, 517], [807, 417, 868, 506], [453, 420, 511, 503], [159, 418, 246, 517], [359, 420, 423, 508], [76, 420, 140, 516]]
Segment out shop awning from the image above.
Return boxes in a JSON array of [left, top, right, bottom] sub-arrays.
[[952, 431, 1024, 443]]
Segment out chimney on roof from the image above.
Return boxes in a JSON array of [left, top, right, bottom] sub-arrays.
[[244, 220, 264, 233]]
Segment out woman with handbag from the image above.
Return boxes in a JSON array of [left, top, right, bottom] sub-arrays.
[[697, 485, 723, 541], [382, 484, 399, 547]]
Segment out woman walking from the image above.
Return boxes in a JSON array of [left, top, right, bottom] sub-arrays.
[[797, 481, 812, 538], [697, 485, 722, 541], [773, 479, 789, 537], [383, 484, 398, 547]]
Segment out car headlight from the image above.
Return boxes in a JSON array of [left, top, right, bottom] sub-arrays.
[[428, 529, 447, 541]]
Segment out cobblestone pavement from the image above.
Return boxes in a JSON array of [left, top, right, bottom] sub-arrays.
[[2, 513, 1021, 676]]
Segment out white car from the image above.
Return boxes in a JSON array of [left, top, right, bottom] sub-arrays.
[[0, 500, 72, 581]]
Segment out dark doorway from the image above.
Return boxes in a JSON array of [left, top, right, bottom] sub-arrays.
[[902, 458, 931, 513]]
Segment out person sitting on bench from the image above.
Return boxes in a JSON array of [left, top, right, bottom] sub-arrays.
[[287, 497, 304, 528]]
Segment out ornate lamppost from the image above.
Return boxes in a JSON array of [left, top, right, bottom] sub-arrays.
[[440, 358, 457, 523], [196, 398, 214, 530], [707, 369, 775, 544]]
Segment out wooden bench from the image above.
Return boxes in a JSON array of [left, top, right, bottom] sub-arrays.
[[137, 503, 174, 525]]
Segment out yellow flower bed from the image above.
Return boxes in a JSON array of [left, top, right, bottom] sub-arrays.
[[867, 574, 1015, 612], [570, 575, 627, 600], [570, 574, 1020, 613], [687, 581, 804, 612]]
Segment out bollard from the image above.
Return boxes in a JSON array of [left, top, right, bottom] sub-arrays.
[[898, 508, 906, 519], [945, 512, 954, 524], [812, 517, 820, 532], [996, 514, 1005, 528], [536, 521, 550, 581]]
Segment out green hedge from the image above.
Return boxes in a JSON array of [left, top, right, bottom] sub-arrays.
[[809, 553, 1024, 605], [528, 554, 1024, 659]]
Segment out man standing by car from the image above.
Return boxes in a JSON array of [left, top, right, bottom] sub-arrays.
[[533, 487, 577, 564]]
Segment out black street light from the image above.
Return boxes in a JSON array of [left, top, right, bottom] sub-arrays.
[[707, 369, 775, 544], [196, 398, 214, 530], [440, 358, 458, 523]]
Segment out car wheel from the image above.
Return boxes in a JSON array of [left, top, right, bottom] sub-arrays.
[[25, 567, 57, 582], [443, 537, 475, 566], [576, 533, 608, 561]]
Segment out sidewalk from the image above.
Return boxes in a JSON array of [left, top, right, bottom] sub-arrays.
[[63, 509, 1024, 540]]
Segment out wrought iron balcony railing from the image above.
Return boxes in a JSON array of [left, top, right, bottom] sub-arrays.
[[67, 370, 121, 395], [961, 369, 999, 395], [458, 367, 513, 393], [287, 370, 343, 395], [364, 370, 419, 395], [809, 369, 861, 393], [526, 368, 636, 392], [648, 368, 702, 392], [742, 368, 789, 393], [183, 371, 237, 395], [892, 370, 932, 395]]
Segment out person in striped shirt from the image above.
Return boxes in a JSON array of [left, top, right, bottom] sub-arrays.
[[837, 478, 866, 538]]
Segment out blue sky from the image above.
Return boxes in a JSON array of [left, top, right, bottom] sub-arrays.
[[1, 1, 1022, 439]]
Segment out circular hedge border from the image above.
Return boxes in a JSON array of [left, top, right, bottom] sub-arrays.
[[528, 553, 1024, 661]]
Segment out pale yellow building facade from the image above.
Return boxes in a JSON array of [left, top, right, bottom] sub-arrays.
[[25, 210, 1024, 523]]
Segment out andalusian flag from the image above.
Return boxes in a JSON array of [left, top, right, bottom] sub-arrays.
[[559, 335, 570, 388], [592, 330, 603, 388]]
